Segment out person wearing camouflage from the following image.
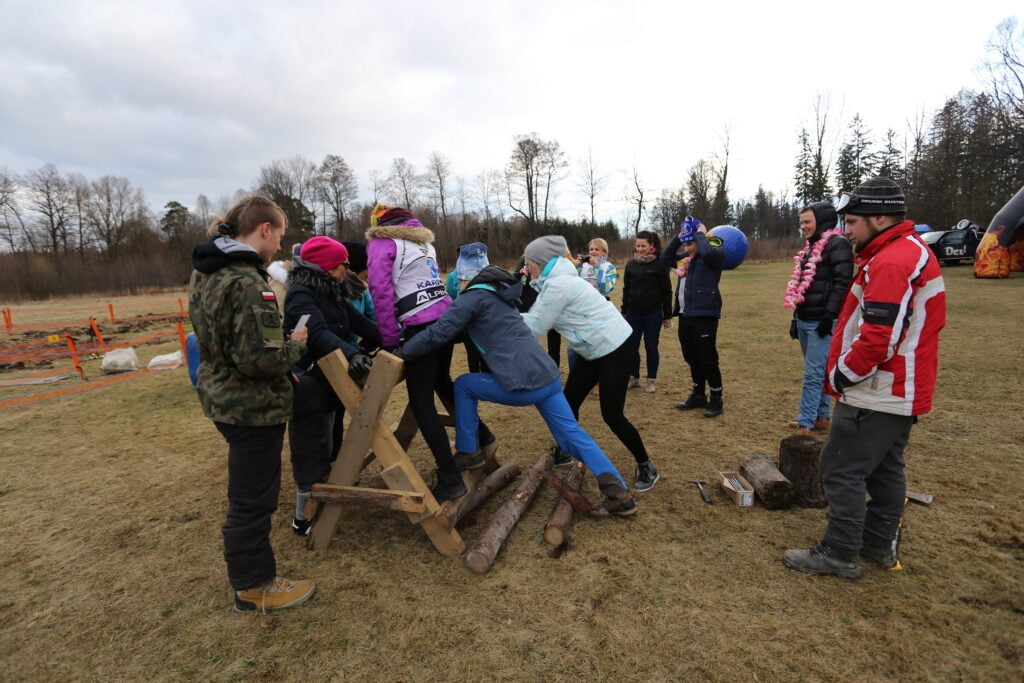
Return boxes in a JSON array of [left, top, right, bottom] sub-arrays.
[[189, 196, 316, 613]]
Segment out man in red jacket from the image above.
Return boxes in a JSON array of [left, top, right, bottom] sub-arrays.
[[783, 177, 946, 580]]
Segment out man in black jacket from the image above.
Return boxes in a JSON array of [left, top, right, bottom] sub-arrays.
[[783, 202, 853, 434]]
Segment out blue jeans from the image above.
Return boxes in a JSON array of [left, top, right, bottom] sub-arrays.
[[625, 311, 663, 378], [796, 319, 833, 428], [453, 373, 626, 488]]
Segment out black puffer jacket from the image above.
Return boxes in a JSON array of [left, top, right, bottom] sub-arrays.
[[795, 202, 854, 321], [283, 262, 382, 374]]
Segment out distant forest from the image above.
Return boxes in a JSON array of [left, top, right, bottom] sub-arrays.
[[2, 19, 1021, 300]]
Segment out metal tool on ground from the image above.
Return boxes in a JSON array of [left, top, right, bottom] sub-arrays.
[[689, 479, 715, 505], [906, 490, 934, 506]]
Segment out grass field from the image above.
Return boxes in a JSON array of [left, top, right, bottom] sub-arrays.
[[0, 263, 1021, 681]]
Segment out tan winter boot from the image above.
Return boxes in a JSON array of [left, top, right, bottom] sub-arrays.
[[235, 576, 316, 612], [645, 378, 656, 393]]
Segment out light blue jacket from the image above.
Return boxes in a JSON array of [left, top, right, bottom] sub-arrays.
[[521, 256, 632, 360]]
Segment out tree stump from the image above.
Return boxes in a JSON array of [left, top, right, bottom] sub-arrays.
[[543, 461, 585, 546], [465, 453, 552, 574], [778, 433, 827, 507], [740, 453, 795, 510]]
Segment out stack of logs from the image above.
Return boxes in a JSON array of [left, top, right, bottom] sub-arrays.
[[738, 432, 828, 509]]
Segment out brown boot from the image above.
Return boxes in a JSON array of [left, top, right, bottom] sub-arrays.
[[235, 576, 316, 613], [814, 417, 832, 431]]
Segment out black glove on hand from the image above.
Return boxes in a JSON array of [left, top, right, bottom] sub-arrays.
[[347, 353, 373, 381], [789, 318, 798, 340], [815, 317, 834, 338]]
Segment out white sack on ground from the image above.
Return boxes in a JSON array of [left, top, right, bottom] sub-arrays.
[[100, 347, 140, 373]]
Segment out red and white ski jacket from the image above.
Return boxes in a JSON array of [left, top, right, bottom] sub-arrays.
[[825, 220, 946, 416]]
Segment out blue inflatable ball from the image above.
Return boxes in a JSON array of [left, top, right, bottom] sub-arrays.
[[708, 225, 748, 270]]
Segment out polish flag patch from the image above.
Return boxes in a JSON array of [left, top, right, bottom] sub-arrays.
[[261, 291, 276, 301]]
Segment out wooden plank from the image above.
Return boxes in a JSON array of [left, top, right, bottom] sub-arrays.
[[308, 351, 404, 550], [310, 483, 426, 514], [381, 462, 465, 555]]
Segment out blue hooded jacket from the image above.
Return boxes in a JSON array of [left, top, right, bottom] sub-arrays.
[[660, 233, 725, 318]]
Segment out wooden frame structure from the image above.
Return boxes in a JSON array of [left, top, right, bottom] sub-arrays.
[[306, 349, 495, 556]]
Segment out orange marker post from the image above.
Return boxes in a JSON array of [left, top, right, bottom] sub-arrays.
[[89, 317, 107, 348], [108, 303, 116, 323], [3, 308, 11, 332], [178, 298, 186, 319], [176, 321, 188, 358], [66, 332, 85, 380]]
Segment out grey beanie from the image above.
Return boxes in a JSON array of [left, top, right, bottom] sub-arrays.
[[523, 235, 568, 267]]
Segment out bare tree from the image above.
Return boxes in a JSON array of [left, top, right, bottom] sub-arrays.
[[386, 157, 420, 209], [983, 18, 1024, 151], [0, 166, 32, 252], [624, 165, 646, 238], [539, 139, 568, 225], [577, 147, 609, 224], [368, 169, 386, 204], [194, 194, 212, 230], [424, 151, 453, 230], [711, 128, 732, 225], [315, 154, 358, 239], [455, 175, 469, 232], [87, 176, 149, 260], [24, 164, 73, 256], [505, 134, 544, 226], [257, 155, 317, 208]]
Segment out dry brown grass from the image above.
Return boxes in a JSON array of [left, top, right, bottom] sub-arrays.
[[1, 263, 1021, 681]]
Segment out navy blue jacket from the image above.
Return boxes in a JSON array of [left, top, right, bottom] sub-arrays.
[[400, 266, 559, 392], [660, 233, 725, 318], [283, 265, 381, 374]]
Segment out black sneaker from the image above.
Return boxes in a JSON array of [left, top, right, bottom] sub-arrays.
[[430, 470, 467, 502], [861, 544, 900, 570], [782, 543, 861, 580], [549, 443, 573, 467], [703, 396, 723, 418], [676, 392, 707, 411], [454, 450, 485, 470], [634, 460, 659, 492], [292, 517, 312, 536], [598, 492, 638, 517]]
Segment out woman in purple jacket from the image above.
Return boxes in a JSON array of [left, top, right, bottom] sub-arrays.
[[365, 204, 494, 501]]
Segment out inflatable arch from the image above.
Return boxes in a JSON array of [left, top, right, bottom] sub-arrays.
[[974, 185, 1024, 278]]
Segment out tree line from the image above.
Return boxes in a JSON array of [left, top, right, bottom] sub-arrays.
[[1, 19, 1020, 300]]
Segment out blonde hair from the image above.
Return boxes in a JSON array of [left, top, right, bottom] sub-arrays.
[[207, 195, 287, 238], [589, 238, 609, 254]]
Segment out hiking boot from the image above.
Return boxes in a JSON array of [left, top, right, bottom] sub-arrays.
[[676, 392, 707, 411], [645, 378, 656, 393], [549, 443, 573, 467], [234, 576, 316, 613], [633, 460, 660, 492], [431, 469, 467, 502], [292, 517, 312, 536], [454, 450, 486, 470], [598, 492, 638, 517], [782, 543, 861, 580], [627, 376, 640, 389], [814, 417, 832, 431], [703, 396, 724, 418], [861, 544, 901, 571]]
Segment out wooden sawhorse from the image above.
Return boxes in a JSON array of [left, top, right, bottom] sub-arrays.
[[306, 349, 494, 556]]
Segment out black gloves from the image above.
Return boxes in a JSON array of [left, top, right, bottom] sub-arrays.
[[815, 316, 835, 338], [347, 353, 373, 381], [789, 319, 798, 339]]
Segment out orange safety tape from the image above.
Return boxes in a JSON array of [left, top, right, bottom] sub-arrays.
[[0, 328, 177, 362], [0, 367, 157, 410], [0, 365, 77, 385], [3, 310, 185, 333]]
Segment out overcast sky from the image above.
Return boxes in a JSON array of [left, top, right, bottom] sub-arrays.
[[2, 1, 1020, 228]]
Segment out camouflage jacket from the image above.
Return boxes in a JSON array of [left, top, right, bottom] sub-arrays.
[[188, 237, 305, 426]]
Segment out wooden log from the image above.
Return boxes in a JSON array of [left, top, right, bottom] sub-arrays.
[[449, 463, 521, 527], [740, 453, 795, 510], [541, 469, 608, 519], [544, 461, 585, 546], [311, 484, 426, 514], [778, 433, 827, 508], [465, 453, 552, 574]]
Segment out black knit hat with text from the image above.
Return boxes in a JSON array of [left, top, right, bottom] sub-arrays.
[[838, 177, 906, 216]]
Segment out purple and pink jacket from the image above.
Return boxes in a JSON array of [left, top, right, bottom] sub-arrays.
[[366, 223, 451, 348]]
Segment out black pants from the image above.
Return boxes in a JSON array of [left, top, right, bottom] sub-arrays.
[[677, 316, 722, 395], [547, 329, 561, 368], [404, 322, 493, 473], [821, 401, 914, 556], [214, 422, 283, 591], [563, 338, 649, 464], [289, 373, 343, 490]]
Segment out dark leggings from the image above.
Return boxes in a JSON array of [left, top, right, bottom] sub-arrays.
[[563, 338, 649, 464], [404, 322, 493, 473], [677, 316, 722, 395], [625, 311, 663, 379], [547, 329, 561, 368]]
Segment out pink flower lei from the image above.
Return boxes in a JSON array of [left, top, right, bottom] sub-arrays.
[[783, 227, 843, 309]]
